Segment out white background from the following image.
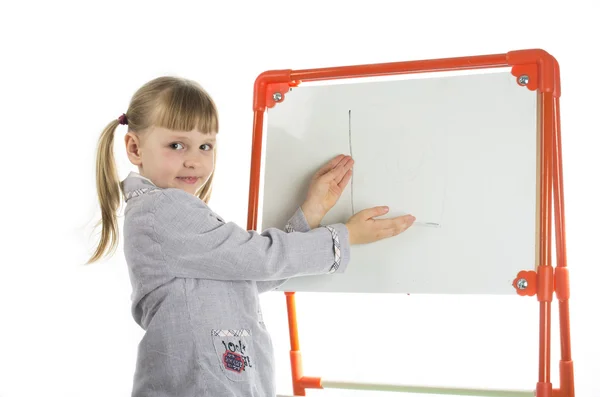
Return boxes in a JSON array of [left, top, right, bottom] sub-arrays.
[[1, 1, 598, 396]]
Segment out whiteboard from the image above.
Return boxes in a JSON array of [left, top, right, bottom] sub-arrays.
[[258, 71, 539, 295]]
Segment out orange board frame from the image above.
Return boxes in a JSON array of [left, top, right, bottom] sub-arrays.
[[246, 49, 573, 397]]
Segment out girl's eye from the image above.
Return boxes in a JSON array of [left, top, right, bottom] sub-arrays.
[[170, 143, 184, 150], [200, 144, 213, 151]]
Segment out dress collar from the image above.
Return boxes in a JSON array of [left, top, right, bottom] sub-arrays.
[[121, 171, 159, 202]]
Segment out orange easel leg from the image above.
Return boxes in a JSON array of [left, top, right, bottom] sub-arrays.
[[552, 97, 575, 397], [536, 91, 554, 397], [286, 292, 322, 396]]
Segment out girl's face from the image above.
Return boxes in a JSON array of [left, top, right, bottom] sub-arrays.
[[126, 126, 216, 196]]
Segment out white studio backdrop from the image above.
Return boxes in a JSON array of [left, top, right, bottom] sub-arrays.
[[0, 1, 598, 396]]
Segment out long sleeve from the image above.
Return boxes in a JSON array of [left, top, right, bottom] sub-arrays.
[[256, 207, 313, 293], [151, 189, 350, 282]]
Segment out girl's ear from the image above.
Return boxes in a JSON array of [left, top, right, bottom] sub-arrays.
[[124, 132, 143, 166]]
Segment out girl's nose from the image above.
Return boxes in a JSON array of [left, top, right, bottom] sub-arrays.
[[183, 157, 202, 168]]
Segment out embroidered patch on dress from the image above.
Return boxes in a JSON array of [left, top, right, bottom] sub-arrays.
[[212, 329, 254, 376], [223, 350, 245, 373]]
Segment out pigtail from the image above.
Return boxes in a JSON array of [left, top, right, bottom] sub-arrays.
[[86, 119, 122, 264]]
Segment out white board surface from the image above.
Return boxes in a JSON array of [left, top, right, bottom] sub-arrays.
[[259, 71, 539, 295]]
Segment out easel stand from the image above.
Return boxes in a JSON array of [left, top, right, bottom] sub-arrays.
[[247, 49, 573, 397]]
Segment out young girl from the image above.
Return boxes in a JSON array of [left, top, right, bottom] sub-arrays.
[[88, 76, 415, 396]]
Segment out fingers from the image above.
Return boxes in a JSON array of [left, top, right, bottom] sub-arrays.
[[338, 168, 352, 190], [379, 214, 416, 236], [358, 206, 390, 220], [348, 208, 415, 245], [316, 154, 346, 177], [329, 154, 346, 166], [326, 156, 354, 183]]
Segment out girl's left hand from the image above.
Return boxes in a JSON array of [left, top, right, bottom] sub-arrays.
[[301, 154, 354, 228]]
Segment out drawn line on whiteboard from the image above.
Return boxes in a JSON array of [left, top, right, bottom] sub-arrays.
[[413, 221, 441, 228], [349, 109, 355, 215], [398, 210, 441, 228], [345, 111, 443, 228]]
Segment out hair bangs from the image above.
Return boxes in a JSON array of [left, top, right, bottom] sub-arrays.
[[152, 84, 219, 134]]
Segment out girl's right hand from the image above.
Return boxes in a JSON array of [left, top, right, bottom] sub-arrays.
[[345, 206, 415, 245]]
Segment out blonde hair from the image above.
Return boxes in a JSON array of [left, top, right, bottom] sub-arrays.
[[87, 76, 219, 264]]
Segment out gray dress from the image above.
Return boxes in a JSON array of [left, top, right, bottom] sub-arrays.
[[121, 172, 350, 396]]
